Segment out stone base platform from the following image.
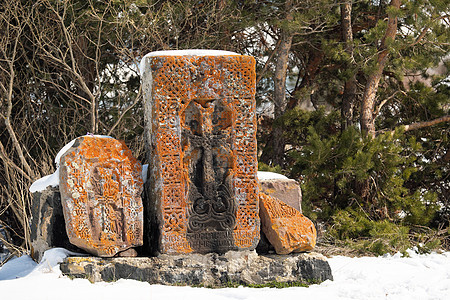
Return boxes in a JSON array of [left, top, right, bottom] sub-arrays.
[[60, 251, 333, 286]]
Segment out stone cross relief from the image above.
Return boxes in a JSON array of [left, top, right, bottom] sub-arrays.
[[88, 164, 125, 243], [182, 97, 236, 235]]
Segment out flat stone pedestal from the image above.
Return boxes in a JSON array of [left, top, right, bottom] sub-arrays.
[[60, 251, 333, 286]]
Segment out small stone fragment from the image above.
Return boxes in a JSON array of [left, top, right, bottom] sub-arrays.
[[259, 193, 316, 254], [259, 176, 303, 212], [59, 136, 144, 257]]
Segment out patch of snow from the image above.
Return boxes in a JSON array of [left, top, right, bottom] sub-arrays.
[[142, 164, 148, 184], [30, 135, 113, 193], [1, 249, 450, 299], [0, 255, 36, 280], [54, 139, 76, 168], [29, 168, 60, 193], [33, 248, 85, 270], [257, 171, 289, 180], [397, 210, 407, 218]]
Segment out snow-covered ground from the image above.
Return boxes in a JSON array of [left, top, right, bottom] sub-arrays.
[[1, 248, 449, 300]]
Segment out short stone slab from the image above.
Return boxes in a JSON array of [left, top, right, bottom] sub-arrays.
[[59, 136, 144, 257], [60, 251, 333, 286]]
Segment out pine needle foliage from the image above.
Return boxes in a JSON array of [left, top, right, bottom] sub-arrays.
[[280, 108, 446, 254]]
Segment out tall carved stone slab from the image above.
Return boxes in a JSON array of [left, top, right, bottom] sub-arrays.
[[59, 136, 144, 257], [142, 50, 259, 254]]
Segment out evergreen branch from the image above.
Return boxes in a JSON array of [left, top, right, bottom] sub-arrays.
[[374, 90, 406, 117], [407, 15, 449, 48]]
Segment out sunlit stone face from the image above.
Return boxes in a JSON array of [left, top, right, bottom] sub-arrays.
[[142, 52, 260, 254]]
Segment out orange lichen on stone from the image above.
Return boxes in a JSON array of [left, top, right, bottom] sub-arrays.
[[59, 136, 143, 257], [142, 52, 259, 254], [259, 193, 316, 254]]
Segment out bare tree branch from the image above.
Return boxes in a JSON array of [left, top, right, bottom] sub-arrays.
[[403, 115, 450, 132]]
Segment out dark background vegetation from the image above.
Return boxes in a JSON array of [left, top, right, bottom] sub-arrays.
[[0, 0, 448, 258]]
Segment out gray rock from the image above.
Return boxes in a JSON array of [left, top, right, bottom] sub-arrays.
[[30, 187, 82, 262], [259, 178, 303, 212], [60, 250, 333, 286]]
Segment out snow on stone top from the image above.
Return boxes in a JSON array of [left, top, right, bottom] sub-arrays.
[[140, 50, 241, 78], [30, 135, 113, 193], [257, 171, 290, 180], [143, 49, 240, 58], [54, 140, 76, 167], [29, 169, 60, 193]]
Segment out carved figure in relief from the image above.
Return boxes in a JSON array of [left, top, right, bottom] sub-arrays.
[[88, 164, 125, 243]]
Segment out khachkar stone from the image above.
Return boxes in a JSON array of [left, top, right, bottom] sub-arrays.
[[141, 50, 259, 254], [259, 193, 316, 255], [59, 136, 144, 257]]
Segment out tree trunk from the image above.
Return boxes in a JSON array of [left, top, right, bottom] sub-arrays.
[[360, 0, 400, 138], [273, 22, 293, 119], [340, 1, 356, 130], [261, 2, 293, 167]]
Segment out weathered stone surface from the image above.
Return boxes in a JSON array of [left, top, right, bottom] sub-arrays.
[[259, 193, 316, 255], [30, 187, 82, 262], [259, 177, 302, 213], [59, 136, 144, 257], [60, 251, 333, 285], [142, 51, 259, 254]]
